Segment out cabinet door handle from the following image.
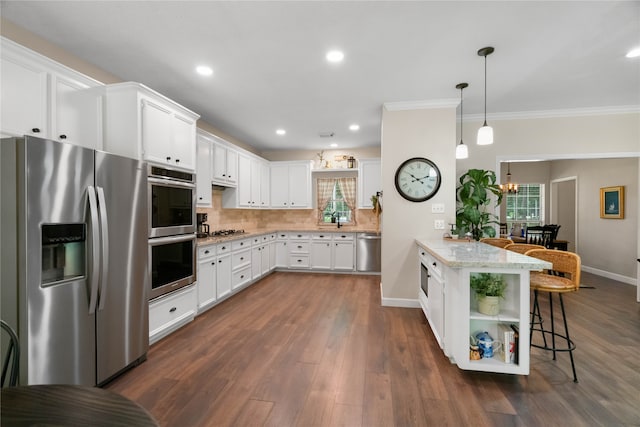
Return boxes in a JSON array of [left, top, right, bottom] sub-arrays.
[[240, 274, 245, 279], [199, 197, 203, 200], [204, 250, 210, 254], [222, 246, 226, 250], [240, 257, 244, 260], [319, 235, 324, 238], [32, 128, 40, 133], [222, 174, 226, 177], [166, 156, 171, 161], [297, 245, 302, 249], [432, 262, 437, 267], [176, 159, 180, 163], [218, 260, 222, 263], [59, 134, 67, 140], [211, 262, 215, 265], [169, 307, 177, 313]]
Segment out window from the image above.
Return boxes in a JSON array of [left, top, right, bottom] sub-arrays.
[[505, 184, 545, 233], [317, 178, 355, 225]]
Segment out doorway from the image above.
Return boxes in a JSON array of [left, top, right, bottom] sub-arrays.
[[551, 177, 577, 252]]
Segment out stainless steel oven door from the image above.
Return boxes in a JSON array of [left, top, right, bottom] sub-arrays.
[[148, 233, 196, 300], [148, 177, 196, 238]]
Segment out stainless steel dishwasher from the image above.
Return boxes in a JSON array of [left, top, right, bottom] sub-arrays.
[[356, 232, 382, 272]]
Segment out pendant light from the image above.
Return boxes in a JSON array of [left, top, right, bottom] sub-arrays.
[[477, 46, 494, 145], [455, 82, 469, 159], [500, 162, 518, 194]]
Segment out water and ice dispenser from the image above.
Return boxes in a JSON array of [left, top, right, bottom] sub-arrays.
[[41, 224, 86, 285]]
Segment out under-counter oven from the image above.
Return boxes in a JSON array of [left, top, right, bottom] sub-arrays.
[[148, 233, 196, 300], [148, 165, 196, 238]]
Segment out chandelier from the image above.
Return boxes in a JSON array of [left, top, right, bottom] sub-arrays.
[[500, 162, 518, 194]]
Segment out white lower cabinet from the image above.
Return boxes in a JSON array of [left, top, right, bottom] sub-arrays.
[[309, 232, 354, 271], [149, 285, 196, 345], [311, 235, 332, 270], [196, 245, 217, 313], [216, 252, 232, 300], [333, 240, 355, 271], [289, 233, 311, 269]]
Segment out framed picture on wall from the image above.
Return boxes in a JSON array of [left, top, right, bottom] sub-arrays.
[[600, 186, 624, 219]]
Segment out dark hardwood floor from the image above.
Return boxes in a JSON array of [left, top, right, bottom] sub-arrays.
[[106, 271, 640, 426]]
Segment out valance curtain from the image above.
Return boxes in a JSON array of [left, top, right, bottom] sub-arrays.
[[317, 178, 335, 221]]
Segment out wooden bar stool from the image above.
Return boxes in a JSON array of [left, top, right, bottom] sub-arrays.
[[503, 243, 545, 254], [479, 237, 513, 248], [525, 249, 581, 382]]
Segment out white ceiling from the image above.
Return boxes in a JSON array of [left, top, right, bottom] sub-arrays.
[[2, 1, 639, 153]]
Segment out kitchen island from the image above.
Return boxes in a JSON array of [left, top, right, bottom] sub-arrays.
[[415, 239, 551, 375]]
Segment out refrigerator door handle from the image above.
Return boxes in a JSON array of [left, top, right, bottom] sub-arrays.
[[87, 186, 100, 314], [96, 186, 109, 311]]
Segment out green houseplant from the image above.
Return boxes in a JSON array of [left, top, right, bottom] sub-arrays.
[[470, 273, 506, 315], [456, 168, 503, 241]]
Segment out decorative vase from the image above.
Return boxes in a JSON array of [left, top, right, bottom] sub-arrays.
[[477, 295, 500, 315]]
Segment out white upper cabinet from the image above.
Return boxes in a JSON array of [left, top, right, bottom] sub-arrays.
[[0, 37, 102, 149], [222, 152, 271, 209], [196, 131, 213, 207], [357, 158, 382, 208], [102, 82, 199, 172], [211, 138, 238, 186], [270, 161, 312, 209]]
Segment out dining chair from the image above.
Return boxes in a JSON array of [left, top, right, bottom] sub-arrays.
[[525, 226, 554, 248], [503, 243, 545, 254], [545, 224, 561, 241], [525, 249, 581, 382], [499, 223, 508, 236], [480, 237, 513, 248], [1, 320, 20, 387]]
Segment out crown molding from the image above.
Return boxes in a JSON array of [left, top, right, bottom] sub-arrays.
[[383, 98, 459, 111], [465, 105, 640, 121]]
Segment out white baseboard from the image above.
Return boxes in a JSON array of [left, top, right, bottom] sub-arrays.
[[380, 282, 421, 308], [582, 265, 637, 286]]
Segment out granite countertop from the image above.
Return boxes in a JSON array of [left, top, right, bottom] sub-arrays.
[[198, 227, 380, 246], [415, 238, 552, 270]]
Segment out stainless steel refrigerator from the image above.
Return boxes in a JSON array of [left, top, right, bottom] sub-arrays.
[[1, 136, 149, 386]]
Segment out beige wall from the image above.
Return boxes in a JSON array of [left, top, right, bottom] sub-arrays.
[[380, 105, 457, 302], [549, 158, 638, 280]]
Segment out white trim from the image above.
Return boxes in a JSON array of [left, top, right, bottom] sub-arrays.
[[582, 265, 637, 287], [550, 176, 578, 253], [497, 152, 640, 162], [384, 99, 459, 111], [466, 105, 640, 121], [380, 282, 420, 307]]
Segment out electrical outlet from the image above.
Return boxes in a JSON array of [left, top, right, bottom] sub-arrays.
[[434, 219, 445, 230], [431, 203, 445, 213]]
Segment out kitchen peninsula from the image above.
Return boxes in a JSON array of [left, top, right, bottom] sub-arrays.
[[415, 239, 551, 375]]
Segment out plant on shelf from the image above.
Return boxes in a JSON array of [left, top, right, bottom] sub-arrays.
[[470, 273, 506, 315], [456, 168, 503, 241]]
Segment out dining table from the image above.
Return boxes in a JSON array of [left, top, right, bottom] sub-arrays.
[[508, 235, 569, 251], [1, 384, 158, 426]]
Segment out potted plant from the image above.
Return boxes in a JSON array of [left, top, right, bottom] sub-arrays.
[[470, 273, 506, 315], [456, 169, 503, 241]]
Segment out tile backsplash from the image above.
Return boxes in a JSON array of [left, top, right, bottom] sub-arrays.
[[197, 189, 380, 231]]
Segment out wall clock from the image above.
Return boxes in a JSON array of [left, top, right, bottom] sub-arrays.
[[394, 157, 441, 202]]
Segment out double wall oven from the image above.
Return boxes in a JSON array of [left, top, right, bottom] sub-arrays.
[[148, 165, 196, 300]]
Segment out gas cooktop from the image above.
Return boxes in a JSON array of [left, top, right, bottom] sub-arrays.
[[210, 229, 245, 237]]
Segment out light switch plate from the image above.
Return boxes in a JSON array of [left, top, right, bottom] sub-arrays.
[[431, 203, 445, 213], [434, 219, 445, 229]]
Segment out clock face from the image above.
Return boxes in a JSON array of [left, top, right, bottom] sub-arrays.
[[394, 157, 441, 202]]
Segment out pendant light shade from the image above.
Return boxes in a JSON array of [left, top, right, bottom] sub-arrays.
[[477, 46, 494, 145], [455, 82, 469, 159]]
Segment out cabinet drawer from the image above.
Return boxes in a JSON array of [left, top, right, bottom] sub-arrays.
[[290, 232, 310, 240], [290, 241, 310, 253], [198, 245, 216, 259], [232, 248, 251, 269], [289, 255, 310, 268], [217, 242, 231, 254], [333, 233, 354, 241], [149, 285, 196, 340], [232, 265, 251, 289], [312, 233, 332, 241], [232, 238, 251, 251]]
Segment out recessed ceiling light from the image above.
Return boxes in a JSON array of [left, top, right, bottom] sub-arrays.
[[349, 124, 360, 131], [326, 50, 344, 63], [276, 129, 286, 135], [626, 47, 640, 58], [330, 143, 338, 148], [196, 65, 213, 76]]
